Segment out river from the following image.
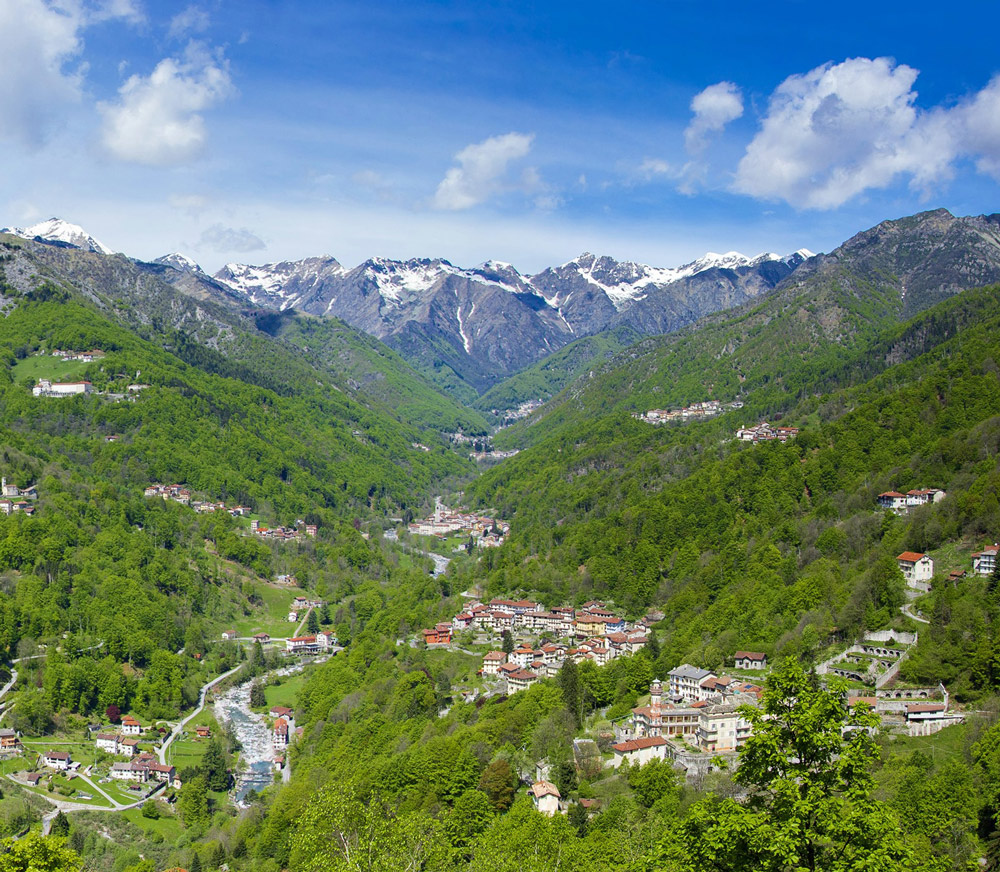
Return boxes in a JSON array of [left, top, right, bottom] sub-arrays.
[[213, 663, 306, 805], [384, 527, 451, 577]]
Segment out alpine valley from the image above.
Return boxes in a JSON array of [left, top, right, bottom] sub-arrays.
[[1, 208, 1000, 872]]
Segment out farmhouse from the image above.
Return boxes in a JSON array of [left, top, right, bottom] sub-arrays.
[[42, 750, 72, 770]]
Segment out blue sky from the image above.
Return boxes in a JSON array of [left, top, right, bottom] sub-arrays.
[[3, 0, 1000, 273]]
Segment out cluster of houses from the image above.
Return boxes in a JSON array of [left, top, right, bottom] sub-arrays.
[[483, 632, 652, 694], [144, 483, 253, 517], [94, 716, 145, 757], [50, 349, 105, 363], [469, 449, 520, 463], [877, 488, 947, 513], [287, 595, 326, 623], [636, 399, 743, 425], [452, 598, 653, 643], [109, 753, 179, 789], [0, 476, 37, 516], [250, 518, 318, 541], [407, 505, 510, 548], [608, 655, 774, 771], [735, 422, 800, 443], [488, 399, 545, 427]]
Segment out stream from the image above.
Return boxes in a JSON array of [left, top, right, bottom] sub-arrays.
[[213, 662, 306, 805]]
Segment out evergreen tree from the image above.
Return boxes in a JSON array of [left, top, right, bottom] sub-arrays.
[[200, 737, 229, 792], [249, 681, 267, 708], [306, 610, 320, 634], [49, 811, 69, 837], [501, 632, 514, 655]]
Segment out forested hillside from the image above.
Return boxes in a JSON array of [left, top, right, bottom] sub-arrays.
[[464, 284, 1000, 694], [1, 224, 1000, 872]]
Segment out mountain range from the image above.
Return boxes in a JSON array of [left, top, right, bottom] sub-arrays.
[[7, 209, 1000, 409]]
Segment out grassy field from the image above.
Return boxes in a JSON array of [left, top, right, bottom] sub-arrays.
[[261, 670, 310, 712], [118, 805, 183, 839], [12, 355, 91, 384], [163, 708, 223, 772], [232, 583, 298, 639], [881, 722, 969, 763]]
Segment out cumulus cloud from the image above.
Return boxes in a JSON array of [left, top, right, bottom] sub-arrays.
[[433, 132, 535, 210], [684, 81, 743, 155], [99, 42, 235, 165], [958, 75, 1000, 179], [168, 5, 209, 40], [197, 224, 265, 253], [0, 0, 85, 147], [733, 57, 954, 209]]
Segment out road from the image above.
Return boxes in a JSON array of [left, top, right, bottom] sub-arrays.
[[901, 601, 931, 624], [158, 662, 246, 764]]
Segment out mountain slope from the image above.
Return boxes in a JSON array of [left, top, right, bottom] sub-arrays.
[[0, 232, 481, 435], [496, 208, 1000, 448]]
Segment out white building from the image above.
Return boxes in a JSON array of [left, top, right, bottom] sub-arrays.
[[973, 544, 999, 576], [529, 780, 561, 816], [668, 664, 716, 702], [896, 552, 934, 585]]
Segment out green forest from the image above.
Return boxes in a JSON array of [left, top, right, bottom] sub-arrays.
[[1, 232, 1000, 871]]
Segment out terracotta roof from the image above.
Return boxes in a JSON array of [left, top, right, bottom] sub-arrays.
[[906, 703, 947, 714], [879, 491, 905, 497], [612, 736, 667, 753], [896, 551, 927, 562], [530, 780, 561, 798], [734, 651, 766, 660]]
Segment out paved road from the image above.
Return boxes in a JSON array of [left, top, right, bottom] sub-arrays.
[[158, 662, 246, 764], [901, 601, 931, 624]]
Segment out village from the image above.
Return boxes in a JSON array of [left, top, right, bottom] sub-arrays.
[[407, 502, 510, 548], [635, 399, 743, 424], [416, 542, 980, 820], [143, 483, 318, 541]]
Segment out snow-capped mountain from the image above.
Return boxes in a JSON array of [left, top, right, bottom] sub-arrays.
[[154, 252, 206, 274], [210, 247, 812, 391], [3, 218, 114, 255]]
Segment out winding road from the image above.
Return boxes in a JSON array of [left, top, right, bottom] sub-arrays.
[[158, 662, 246, 764]]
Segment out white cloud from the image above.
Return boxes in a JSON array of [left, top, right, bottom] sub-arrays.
[[637, 158, 675, 180], [168, 5, 209, 40], [90, 0, 143, 24], [0, 0, 85, 147], [958, 75, 1000, 179], [433, 132, 535, 210], [99, 41, 235, 166], [684, 81, 743, 155], [733, 57, 953, 209], [197, 224, 265, 253]]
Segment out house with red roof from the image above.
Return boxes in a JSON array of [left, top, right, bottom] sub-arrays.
[[896, 551, 934, 585]]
